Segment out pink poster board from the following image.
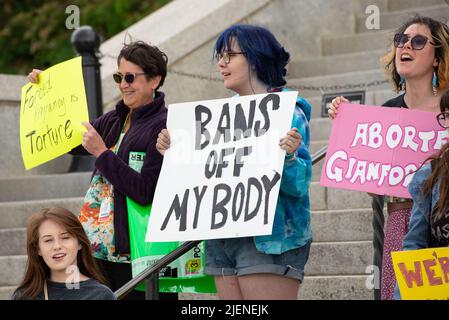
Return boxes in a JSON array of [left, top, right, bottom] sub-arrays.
[[320, 103, 448, 198]]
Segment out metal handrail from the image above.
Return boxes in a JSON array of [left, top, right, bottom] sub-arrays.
[[115, 240, 202, 299], [311, 145, 327, 165], [372, 195, 385, 300], [114, 145, 329, 300]]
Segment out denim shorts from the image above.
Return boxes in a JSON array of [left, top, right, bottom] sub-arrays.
[[204, 237, 312, 283]]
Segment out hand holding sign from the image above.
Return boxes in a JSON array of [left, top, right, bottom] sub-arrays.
[[20, 57, 89, 170], [320, 103, 449, 198], [279, 128, 302, 154], [146, 91, 298, 242], [27, 69, 42, 84], [156, 128, 171, 156], [328, 96, 349, 120], [82, 121, 108, 158]]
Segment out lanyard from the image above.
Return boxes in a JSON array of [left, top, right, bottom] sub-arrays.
[[114, 112, 129, 154]]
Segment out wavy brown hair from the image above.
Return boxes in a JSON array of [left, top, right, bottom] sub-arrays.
[[422, 89, 449, 222], [13, 207, 107, 299], [381, 15, 449, 93]]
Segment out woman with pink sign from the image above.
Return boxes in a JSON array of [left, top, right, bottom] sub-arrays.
[[328, 15, 449, 300]]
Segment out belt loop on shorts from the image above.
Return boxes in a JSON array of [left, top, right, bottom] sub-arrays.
[[283, 265, 291, 276]]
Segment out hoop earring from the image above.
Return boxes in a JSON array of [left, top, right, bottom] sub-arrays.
[[399, 76, 406, 92], [432, 71, 438, 96]]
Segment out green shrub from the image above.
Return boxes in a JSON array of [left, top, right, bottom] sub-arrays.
[[0, 0, 171, 74]]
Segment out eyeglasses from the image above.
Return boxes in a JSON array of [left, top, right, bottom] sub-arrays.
[[436, 111, 449, 128], [113, 72, 147, 84], [215, 51, 246, 64], [393, 33, 435, 50]]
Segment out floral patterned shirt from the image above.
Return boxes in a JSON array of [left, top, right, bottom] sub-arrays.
[[79, 133, 130, 263]]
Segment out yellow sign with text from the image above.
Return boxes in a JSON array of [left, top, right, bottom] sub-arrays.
[[392, 247, 449, 300], [20, 57, 89, 169]]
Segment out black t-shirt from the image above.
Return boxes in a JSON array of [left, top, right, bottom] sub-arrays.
[[428, 159, 449, 247], [382, 93, 408, 108], [13, 278, 116, 300], [430, 210, 449, 247]]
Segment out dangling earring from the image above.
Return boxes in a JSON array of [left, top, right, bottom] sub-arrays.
[[399, 76, 406, 92], [432, 71, 438, 96]]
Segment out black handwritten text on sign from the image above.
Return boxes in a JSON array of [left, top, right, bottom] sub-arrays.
[[146, 91, 298, 242]]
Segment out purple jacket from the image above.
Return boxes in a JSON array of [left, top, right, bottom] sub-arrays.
[[73, 91, 167, 254]]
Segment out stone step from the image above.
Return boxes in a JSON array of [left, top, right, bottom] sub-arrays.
[[289, 50, 385, 78], [0, 256, 26, 287], [0, 207, 373, 255], [310, 181, 373, 211], [179, 275, 372, 300], [0, 75, 26, 103], [306, 241, 372, 276], [287, 70, 391, 99], [299, 275, 372, 300], [326, 184, 374, 211], [355, 4, 449, 33], [307, 96, 326, 119], [0, 172, 91, 202], [310, 118, 332, 142], [0, 197, 83, 229], [0, 241, 372, 286], [0, 229, 26, 256], [0, 286, 15, 300], [312, 159, 324, 182], [311, 209, 373, 242], [387, 0, 446, 12], [322, 30, 392, 56], [1, 274, 373, 300], [310, 141, 327, 182]]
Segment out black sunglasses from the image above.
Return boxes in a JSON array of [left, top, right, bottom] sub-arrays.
[[436, 111, 449, 129], [393, 33, 435, 50], [113, 72, 147, 84]]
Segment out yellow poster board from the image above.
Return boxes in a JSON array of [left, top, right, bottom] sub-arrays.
[[392, 247, 449, 300], [20, 57, 89, 170]]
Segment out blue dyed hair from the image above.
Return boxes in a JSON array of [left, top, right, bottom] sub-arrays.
[[214, 24, 290, 88]]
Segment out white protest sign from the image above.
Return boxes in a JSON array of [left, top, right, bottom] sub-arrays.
[[145, 92, 298, 242]]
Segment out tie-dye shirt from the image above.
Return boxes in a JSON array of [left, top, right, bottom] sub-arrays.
[[254, 89, 312, 254]]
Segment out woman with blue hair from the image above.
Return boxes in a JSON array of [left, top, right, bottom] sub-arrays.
[[156, 24, 312, 300]]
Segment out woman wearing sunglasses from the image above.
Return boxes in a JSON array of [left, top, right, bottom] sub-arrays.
[[27, 41, 172, 300], [327, 15, 449, 300], [156, 24, 312, 300], [394, 89, 449, 299]]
